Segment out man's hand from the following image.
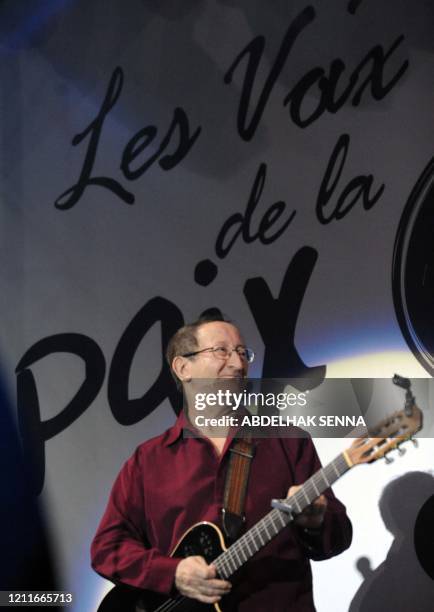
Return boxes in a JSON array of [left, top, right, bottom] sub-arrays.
[[287, 485, 327, 529], [175, 556, 232, 604]]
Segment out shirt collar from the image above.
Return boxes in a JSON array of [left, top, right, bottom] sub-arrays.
[[163, 410, 187, 446]]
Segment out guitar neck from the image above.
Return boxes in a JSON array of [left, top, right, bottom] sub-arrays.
[[214, 451, 352, 579]]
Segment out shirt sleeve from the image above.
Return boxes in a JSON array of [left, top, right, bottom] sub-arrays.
[[282, 435, 353, 561], [90, 448, 180, 595]]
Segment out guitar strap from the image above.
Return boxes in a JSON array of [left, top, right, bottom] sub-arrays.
[[222, 436, 255, 542]]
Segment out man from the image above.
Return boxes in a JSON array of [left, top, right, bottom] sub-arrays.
[[91, 315, 352, 610]]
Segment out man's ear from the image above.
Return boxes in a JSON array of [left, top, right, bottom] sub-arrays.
[[172, 356, 191, 383]]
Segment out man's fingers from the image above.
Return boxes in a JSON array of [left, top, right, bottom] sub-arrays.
[[194, 564, 215, 580], [195, 582, 231, 604], [306, 495, 327, 513], [182, 577, 231, 604], [188, 556, 216, 579], [194, 576, 231, 597], [195, 594, 222, 604], [287, 487, 328, 512], [287, 486, 328, 528], [175, 556, 231, 603], [202, 578, 232, 594]]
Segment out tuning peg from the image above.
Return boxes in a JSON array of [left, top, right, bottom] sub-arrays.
[[397, 446, 406, 456], [384, 455, 394, 464], [411, 437, 419, 448]]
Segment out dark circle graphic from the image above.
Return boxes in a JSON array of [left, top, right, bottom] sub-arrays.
[[195, 259, 218, 286], [392, 157, 434, 375], [414, 494, 434, 579]]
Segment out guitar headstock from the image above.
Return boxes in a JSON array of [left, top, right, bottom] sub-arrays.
[[347, 405, 423, 466]]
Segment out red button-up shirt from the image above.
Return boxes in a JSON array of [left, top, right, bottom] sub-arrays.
[[91, 413, 352, 611]]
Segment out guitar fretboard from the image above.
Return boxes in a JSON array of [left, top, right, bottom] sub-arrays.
[[214, 452, 351, 579]]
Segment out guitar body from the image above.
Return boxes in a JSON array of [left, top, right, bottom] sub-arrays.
[[97, 522, 228, 612]]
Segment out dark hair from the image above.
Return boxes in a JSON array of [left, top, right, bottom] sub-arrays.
[[166, 310, 232, 388]]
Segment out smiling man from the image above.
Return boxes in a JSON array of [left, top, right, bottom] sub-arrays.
[[91, 314, 352, 611]]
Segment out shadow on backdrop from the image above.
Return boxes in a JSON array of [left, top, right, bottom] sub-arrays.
[[0, 370, 59, 609], [349, 471, 434, 612]]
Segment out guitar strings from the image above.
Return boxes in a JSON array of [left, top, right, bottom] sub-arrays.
[[155, 454, 349, 609], [215, 454, 348, 577]]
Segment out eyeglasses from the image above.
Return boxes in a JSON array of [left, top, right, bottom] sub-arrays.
[[182, 345, 255, 364]]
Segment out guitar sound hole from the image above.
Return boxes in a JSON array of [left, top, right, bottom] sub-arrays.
[[199, 531, 215, 559]]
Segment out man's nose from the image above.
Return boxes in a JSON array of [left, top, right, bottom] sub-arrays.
[[227, 349, 247, 373]]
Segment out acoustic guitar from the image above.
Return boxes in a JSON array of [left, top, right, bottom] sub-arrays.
[[97, 403, 423, 612]]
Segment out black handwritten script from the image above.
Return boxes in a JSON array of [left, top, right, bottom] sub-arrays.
[[19, 3, 420, 493], [195, 133, 386, 287], [54, 67, 201, 209], [16, 254, 325, 494], [223, 4, 408, 139]]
